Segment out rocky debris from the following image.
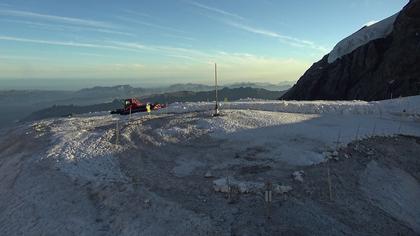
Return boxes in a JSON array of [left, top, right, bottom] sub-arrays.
[[352, 143, 377, 157], [292, 170, 305, 183], [213, 178, 292, 195], [204, 171, 214, 178], [213, 177, 264, 194], [143, 199, 151, 208], [274, 185, 293, 194], [328, 151, 340, 161], [33, 123, 47, 132], [323, 150, 339, 160], [281, 0, 420, 101], [323, 151, 332, 158], [366, 149, 375, 156]]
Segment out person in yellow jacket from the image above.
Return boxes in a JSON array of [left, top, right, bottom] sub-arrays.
[[146, 103, 151, 114]]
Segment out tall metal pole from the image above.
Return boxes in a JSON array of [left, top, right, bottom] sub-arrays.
[[214, 63, 219, 116]]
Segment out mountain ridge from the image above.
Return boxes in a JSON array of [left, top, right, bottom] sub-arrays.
[[282, 0, 420, 101]]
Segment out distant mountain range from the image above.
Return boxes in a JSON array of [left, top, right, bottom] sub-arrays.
[[282, 0, 420, 101], [0, 82, 291, 127], [73, 81, 293, 96], [23, 87, 286, 122]]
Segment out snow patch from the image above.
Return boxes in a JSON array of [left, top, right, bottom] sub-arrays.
[[43, 116, 128, 182], [163, 95, 420, 117], [360, 161, 420, 233], [172, 158, 205, 177], [328, 13, 398, 63]]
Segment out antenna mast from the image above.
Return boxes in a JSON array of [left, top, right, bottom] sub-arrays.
[[213, 63, 220, 116]]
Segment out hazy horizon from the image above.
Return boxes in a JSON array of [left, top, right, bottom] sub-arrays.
[[0, 78, 297, 91]]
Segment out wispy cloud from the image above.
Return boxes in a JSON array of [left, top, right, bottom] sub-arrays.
[[0, 55, 46, 61], [122, 9, 151, 18], [116, 16, 187, 34], [0, 19, 135, 37], [162, 33, 196, 41], [108, 41, 205, 56], [0, 9, 114, 29], [0, 36, 139, 52], [225, 20, 328, 52], [72, 52, 110, 57], [166, 54, 197, 61], [108, 40, 214, 61], [188, 1, 244, 20], [108, 41, 149, 50], [186, 2, 326, 53], [107, 40, 304, 66]]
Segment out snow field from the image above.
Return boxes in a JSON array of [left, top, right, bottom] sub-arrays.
[[37, 96, 420, 182]]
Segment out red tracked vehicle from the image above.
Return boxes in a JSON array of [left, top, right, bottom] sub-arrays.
[[111, 98, 166, 115]]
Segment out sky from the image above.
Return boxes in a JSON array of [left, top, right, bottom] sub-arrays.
[[0, 0, 408, 89]]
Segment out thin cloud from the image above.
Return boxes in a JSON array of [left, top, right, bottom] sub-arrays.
[[107, 40, 297, 65], [116, 16, 187, 34], [108, 41, 200, 54], [188, 1, 244, 20], [0, 19, 135, 37], [0, 9, 114, 29], [108, 40, 213, 59], [166, 54, 197, 61], [123, 9, 151, 18], [162, 33, 196, 41], [108, 41, 149, 50], [73, 52, 110, 57], [0, 55, 46, 61], [0, 36, 140, 52], [225, 21, 328, 52]]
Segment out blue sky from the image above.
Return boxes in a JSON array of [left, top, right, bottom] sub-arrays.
[[0, 0, 408, 87]]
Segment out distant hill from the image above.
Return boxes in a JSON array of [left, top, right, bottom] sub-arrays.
[[0, 83, 289, 129], [23, 87, 286, 122], [143, 87, 285, 104], [227, 82, 293, 91], [163, 83, 214, 93], [23, 100, 123, 122]]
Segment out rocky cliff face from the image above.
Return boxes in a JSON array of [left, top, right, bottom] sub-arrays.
[[282, 0, 420, 101]]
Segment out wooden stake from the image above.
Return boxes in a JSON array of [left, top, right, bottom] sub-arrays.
[[226, 176, 231, 202], [115, 120, 119, 146], [355, 124, 360, 141], [265, 181, 273, 219], [398, 121, 403, 134], [372, 123, 377, 137], [335, 130, 341, 149], [327, 162, 333, 201]]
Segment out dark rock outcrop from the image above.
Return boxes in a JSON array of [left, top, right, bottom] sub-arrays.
[[282, 0, 420, 101]]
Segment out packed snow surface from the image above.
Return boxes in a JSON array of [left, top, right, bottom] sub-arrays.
[[328, 13, 398, 63], [34, 96, 420, 181], [1, 96, 420, 235], [360, 160, 420, 232]]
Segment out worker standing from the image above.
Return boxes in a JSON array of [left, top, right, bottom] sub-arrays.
[[146, 103, 151, 115]]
